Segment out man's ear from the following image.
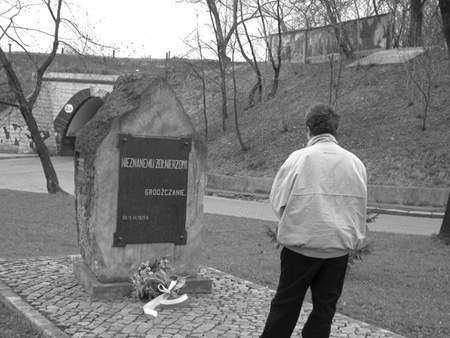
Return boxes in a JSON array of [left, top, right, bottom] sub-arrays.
[[306, 126, 311, 140]]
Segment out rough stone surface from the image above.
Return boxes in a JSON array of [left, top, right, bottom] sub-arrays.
[[74, 75, 206, 283], [0, 256, 406, 338], [73, 261, 131, 299]]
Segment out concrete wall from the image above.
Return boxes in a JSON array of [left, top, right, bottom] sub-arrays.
[[206, 174, 450, 211], [0, 72, 117, 154], [271, 13, 391, 63], [0, 107, 36, 153]]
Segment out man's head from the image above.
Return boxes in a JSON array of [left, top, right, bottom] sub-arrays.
[[304, 104, 340, 138]]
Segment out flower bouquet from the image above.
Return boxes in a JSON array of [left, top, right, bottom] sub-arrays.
[[130, 257, 188, 317]]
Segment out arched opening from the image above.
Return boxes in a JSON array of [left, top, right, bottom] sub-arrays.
[[60, 97, 104, 156], [54, 88, 106, 156]]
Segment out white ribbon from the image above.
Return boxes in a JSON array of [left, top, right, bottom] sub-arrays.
[[143, 280, 188, 317]]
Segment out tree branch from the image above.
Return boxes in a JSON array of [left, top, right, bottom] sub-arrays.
[[0, 47, 27, 108], [28, 0, 62, 107], [0, 99, 19, 109], [43, 0, 57, 21]]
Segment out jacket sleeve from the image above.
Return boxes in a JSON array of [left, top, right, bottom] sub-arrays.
[[270, 154, 298, 220], [356, 163, 368, 250]]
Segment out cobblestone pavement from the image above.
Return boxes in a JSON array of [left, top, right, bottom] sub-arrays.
[[0, 256, 405, 338]]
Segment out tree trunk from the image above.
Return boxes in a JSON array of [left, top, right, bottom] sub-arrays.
[[206, 0, 237, 132], [257, 0, 282, 98], [373, 0, 379, 16], [195, 17, 208, 139], [303, 27, 309, 64], [389, 0, 398, 49], [247, 76, 263, 107], [218, 52, 228, 132], [408, 0, 424, 46], [231, 51, 248, 151], [439, 0, 450, 60], [328, 54, 335, 104], [21, 106, 62, 193], [438, 193, 450, 239], [320, 0, 355, 59], [236, 0, 263, 107], [268, 70, 280, 98], [200, 74, 208, 139], [269, 0, 282, 98]]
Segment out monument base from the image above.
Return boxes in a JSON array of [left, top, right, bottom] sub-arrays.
[[73, 261, 131, 299], [73, 261, 212, 300]]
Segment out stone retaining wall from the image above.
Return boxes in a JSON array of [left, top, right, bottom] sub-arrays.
[[206, 174, 449, 211]]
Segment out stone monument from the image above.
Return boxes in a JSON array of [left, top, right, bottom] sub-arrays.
[[73, 75, 210, 299]]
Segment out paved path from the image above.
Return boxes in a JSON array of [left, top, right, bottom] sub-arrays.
[[0, 256, 405, 338], [0, 157, 442, 236], [205, 196, 442, 236]]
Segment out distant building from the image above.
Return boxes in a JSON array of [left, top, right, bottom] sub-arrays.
[[269, 13, 392, 63]]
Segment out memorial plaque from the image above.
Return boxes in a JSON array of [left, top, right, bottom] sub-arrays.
[[113, 134, 191, 247]]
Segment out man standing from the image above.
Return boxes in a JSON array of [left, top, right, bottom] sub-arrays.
[[261, 104, 367, 338]]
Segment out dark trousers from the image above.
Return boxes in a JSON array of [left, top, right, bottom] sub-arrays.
[[261, 247, 349, 338]]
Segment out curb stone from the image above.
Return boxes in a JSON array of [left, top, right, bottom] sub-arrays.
[[0, 278, 69, 338], [206, 190, 445, 219], [0, 154, 38, 160], [367, 206, 444, 219], [206, 174, 449, 212]]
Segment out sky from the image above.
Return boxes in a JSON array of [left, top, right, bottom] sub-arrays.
[[71, 0, 211, 58], [0, 0, 214, 59]]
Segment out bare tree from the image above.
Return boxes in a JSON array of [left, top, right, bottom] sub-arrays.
[[288, 0, 326, 30], [288, 0, 321, 63], [408, 0, 428, 46], [372, 0, 380, 15], [439, 0, 450, 59], [319, 0, 355, 59], [328, 51, 343, 108], [231, 40, 248, 151], [195, 16, 209, 140], [257, 0, 283, 98], [387, 0, 402, 48], [0, 0, 64, 193], [235, 0, 262, 107], [184, 12, 209, 139], [402, 48, 434, 131], [206, 0, 238, 131], [352, 0, 361, 19]]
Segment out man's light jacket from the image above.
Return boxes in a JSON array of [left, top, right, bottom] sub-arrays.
[[270, 134, 367, 258]]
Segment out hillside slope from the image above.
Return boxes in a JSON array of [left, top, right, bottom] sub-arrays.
[[201, 50, 450, 188], [1, 50, 449, 188]]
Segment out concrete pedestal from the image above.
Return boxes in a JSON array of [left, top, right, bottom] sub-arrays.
[[73, 261, 131, 299], [74, 260, 212, 300]]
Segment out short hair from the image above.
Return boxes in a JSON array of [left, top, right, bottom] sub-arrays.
[[305, 104, 340, 136]]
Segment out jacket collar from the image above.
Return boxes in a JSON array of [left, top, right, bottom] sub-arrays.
[[307, 133, 338, 147]]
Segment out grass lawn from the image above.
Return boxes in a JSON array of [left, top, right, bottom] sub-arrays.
[[0, 189, 449, 337], [0, 302, 39, 338]]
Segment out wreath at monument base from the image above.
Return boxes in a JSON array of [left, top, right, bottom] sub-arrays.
[[130, 257, 185, 300], [130, 257, 188, 317]]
